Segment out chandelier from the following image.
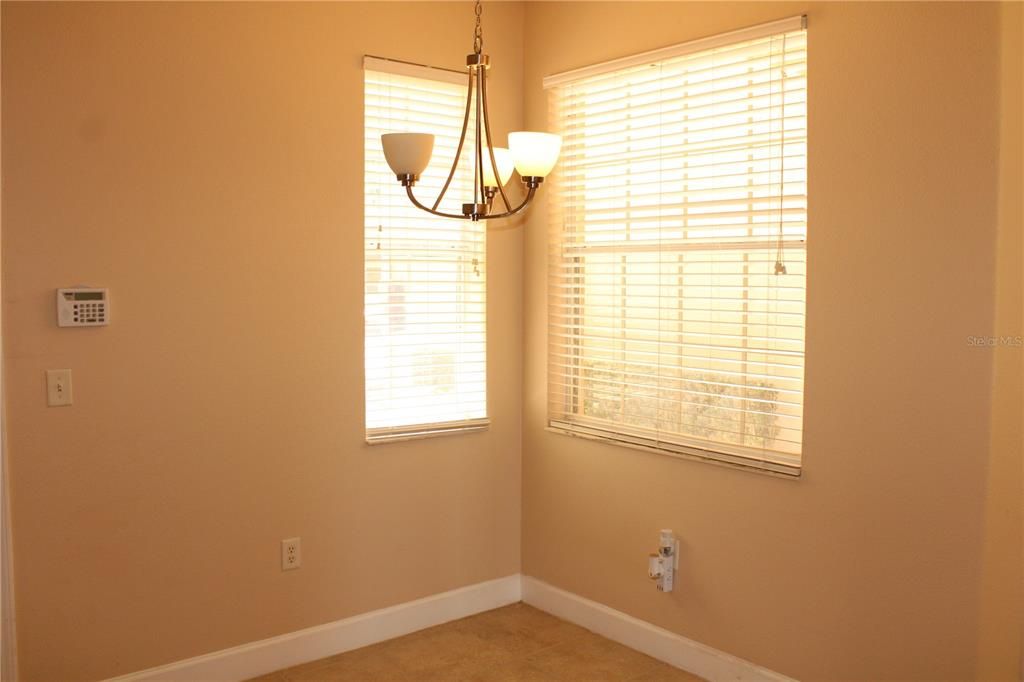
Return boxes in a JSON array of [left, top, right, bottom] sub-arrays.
[[380, 0, 561, 222]]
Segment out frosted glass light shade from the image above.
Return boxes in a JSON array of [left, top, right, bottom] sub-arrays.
[[482, 147, 515, 187], [508, 132, 562, 178], [381, 133, 434, 177]]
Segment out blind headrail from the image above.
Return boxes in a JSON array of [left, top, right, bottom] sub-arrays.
[[543, 15, 807, 90], [363, 55, 467, 86]]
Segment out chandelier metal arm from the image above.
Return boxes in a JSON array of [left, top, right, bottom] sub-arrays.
[[432, 69, 476, 212], [404, 182, 537, 221], [470, 0, 485, 208], [481, 185, 537, 220], [405, 184, 469, 220], [474, 66, 484, 207], [480, 66, 512, 215]]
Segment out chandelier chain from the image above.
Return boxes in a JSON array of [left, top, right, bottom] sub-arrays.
[[473, 0, 483, 54]]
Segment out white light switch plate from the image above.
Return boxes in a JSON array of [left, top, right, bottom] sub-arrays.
[[46, 369, 72, 406]]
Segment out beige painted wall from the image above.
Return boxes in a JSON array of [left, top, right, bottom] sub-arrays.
[[522, 3, 1009, 680], [2, 2, 1019, 681], [0, 2, 524, 680], [977, 3, 1023, 678]]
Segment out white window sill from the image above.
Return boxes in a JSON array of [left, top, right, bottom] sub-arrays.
[[366, 418, 491, 445], [546, 421, 801, 479]]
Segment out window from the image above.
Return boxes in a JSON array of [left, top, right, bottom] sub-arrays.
[[364, 57, 487, 442], [546, 18, 807, 475]]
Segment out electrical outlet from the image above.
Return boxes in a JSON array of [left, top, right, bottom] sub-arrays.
[[281, 537, 301, 571]]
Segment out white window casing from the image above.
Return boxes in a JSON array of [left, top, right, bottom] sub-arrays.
[[364, 57, 488, 443], [546, 18, 807, 475]]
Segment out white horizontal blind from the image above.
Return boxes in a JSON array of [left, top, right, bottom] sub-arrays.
[[547, 20, 807, 474], [364, 60, 488, 442]]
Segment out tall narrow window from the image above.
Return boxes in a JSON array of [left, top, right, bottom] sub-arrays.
[[546, 18, 807, 475], [364, 57, 487, 442]]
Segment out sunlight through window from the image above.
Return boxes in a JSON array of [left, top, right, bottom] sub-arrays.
[[364, 61, 488, 442], [546, 21, 807, 474]]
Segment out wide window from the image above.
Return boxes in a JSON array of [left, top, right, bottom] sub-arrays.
[[546, 18, 807, 475], [364, 57, 487, 442]]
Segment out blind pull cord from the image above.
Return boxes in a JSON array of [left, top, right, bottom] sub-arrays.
[[774, 34, 789, 276]]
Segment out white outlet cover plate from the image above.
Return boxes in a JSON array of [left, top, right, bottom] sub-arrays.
[[281, 537, 301, 571]]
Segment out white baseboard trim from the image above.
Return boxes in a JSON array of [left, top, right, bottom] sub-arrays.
[[521, 576, 795, 682], [105, 574, 522, 682], [106, 574, 791, 682]]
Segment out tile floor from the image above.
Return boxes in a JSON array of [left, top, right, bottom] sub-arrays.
[[248, 603, 704, 681]]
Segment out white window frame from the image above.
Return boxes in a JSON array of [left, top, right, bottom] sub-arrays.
[[545, 17, 807, 476], [363, 56, 489, 443]]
